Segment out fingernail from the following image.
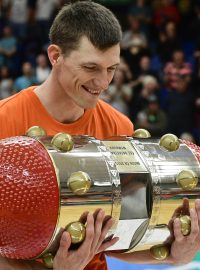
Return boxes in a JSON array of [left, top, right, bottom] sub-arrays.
[[110, 218, 115, 224], [62, 232, 68, 241], [174, 218, 180, 224], [88, 212, 92, 218], [196, 199, 200, 207]]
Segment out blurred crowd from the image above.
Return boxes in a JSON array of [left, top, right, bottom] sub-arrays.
[[0, 0, 200, 144]]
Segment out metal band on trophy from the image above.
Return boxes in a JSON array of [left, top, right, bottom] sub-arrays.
[[0, 126, 199, 268]]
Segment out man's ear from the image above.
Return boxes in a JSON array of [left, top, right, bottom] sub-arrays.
[[47, 45, 61, 66]]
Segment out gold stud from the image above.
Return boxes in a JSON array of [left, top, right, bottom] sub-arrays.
[[150, 244, 170, 260], [133, 129, 151, 138], [68, 171, 92, 195], [176, 170, 198, 190], [42, 253, 54, 269], [26, 126, 46, 137], [159, 133, 180, 152], [51, 133, 74, 152], [179, 215, 191, 236], [65, 221, 86, 244]]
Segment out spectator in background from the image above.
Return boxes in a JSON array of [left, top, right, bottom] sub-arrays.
[[121, 15, 149, 76], [7, 0, 29, 41], [165, 75, 195, 137], [135, 94, 167, 137], [129, 55, 159, 89], [137, 55, 159, 80], [121, 15, 148, 51], [153, 0, 180, 28], [164, 49, 192, 90], [156, 20, 181, 64], [130, 75, 160, 122], [35, 0, 60, 46], [0, 65, 13, 99], [0, 25, 16, 69], [101, 69, 132, 117], [35, 53, 51, 84], [14, 61, 37, 92], [189, 2, 200, 49], [0, 0, 10, 34], [118, 56, 133, 81], [127, 0, 152, 36]]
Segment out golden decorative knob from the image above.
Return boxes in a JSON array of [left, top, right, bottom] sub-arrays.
[[65, 221, 86, 244], [159, 133, 180, 152], [133, 129, 151, 138], [26, 126, 46, 137], [68, 171, 92, 195], [150, 244, 170, 260], [51, 133, 74, 152], [176, 170, 198, 190], [42, 253, 54, 269], [179, 215, 191, 236]]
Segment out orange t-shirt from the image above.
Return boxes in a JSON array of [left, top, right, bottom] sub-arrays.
[[0, 86, 134, 269], [0, 86, 133, 140]]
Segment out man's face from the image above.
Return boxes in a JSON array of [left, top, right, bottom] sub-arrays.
[[56, 37, 120, 109]]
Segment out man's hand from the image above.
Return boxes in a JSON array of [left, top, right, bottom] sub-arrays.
[[168, 199, 200, 264], [53, 209, 118, 270]]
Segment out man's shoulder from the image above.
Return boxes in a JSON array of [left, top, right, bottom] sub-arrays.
[[0, 87, 33, 114]]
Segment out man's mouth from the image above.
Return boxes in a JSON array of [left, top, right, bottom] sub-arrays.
[[82, 86, 101, 95]]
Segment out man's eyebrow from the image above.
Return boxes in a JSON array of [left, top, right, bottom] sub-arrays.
[[81, 62, 120, 67]]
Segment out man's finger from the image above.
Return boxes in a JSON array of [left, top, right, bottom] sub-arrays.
[[56, 232, 71, 258], [173, 218, 184, 242], [98, 237, 119, 253]]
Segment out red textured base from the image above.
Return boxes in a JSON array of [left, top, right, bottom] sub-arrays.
[[0, 136, 59, 259]]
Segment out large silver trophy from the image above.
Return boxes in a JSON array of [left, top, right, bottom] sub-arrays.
[[0, 127, 199, 268]]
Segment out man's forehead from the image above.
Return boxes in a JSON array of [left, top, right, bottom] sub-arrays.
[[72, 36, 120, 66]]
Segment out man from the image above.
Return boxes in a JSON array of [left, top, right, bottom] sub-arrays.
[[0, 1, 200, 270]]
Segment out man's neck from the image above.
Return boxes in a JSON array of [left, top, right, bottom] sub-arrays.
[[34, 75, 85, 124]]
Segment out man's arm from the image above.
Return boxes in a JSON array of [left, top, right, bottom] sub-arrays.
[[107, 199, 200, 265]]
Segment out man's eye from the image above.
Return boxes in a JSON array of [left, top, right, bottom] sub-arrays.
[[108, 68, 116, 72], [84, 66, 95, 70]]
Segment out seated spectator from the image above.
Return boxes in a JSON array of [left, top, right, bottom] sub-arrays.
[[135, 94, 167, 137], [118, 56, 133, 81], [7, 0, 29, 41], [0, 25, 17, 69], [156, 20, 181, 64], [165, 75, 195, 137], [130, 55, 159, 82], [121, 16, 148, 52], [35, 0, 60, 46], [127, 0, 152, 35], [130, 75, 160, 122], [0, 66, 14, 99], [101, 69, 133, 117], [163, 49, 192, 90], [121, 15, 149, 76], [0, 0, 10, 35], [14, 62, 37, 92], [36, 53, 51, 84], [153, 0, 180, 28]]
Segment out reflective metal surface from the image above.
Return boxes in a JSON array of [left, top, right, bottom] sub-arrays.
[[0, 134, 200, 261]]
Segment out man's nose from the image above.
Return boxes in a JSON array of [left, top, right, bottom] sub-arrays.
[[93, 73, 110, 90]]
